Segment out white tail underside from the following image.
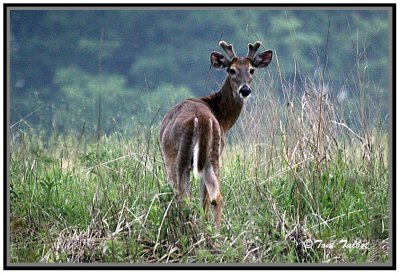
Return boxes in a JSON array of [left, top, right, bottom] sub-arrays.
[[193, 142, 201, 178], [193, 117, 201, 179]]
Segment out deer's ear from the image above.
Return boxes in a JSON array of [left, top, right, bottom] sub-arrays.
[[252, 50, 273, 68], [210, 51, 229, 69]]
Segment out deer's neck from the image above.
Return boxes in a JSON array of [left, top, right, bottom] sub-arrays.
[[201, 78, 244, 133]]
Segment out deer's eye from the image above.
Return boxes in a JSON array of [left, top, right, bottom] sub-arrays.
[[229, 68, 237, 75], [249, 68, 255, 75]]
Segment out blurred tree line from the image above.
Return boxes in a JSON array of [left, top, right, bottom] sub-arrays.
[[10, 9, 390, 136]]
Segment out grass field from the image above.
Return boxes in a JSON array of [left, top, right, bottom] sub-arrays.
[[9, 66, 390, 264]]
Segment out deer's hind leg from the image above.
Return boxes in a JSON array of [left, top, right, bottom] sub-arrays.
[[202, 164, 223, 229], [200, 178, 210, 222], [176, 165, 191, 200], [175, 119, 198, 201], [199, 121, 223, 229], [209, 123, 223, 228]]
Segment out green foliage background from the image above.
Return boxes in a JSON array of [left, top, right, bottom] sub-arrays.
[[10, 9, 389, 135]]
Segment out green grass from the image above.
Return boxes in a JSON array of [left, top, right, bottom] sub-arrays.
[[9, 122, 389, 263], [9, 56, 390, 263]]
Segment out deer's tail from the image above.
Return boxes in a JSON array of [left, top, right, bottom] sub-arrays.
[[193, 116, 213, 178]]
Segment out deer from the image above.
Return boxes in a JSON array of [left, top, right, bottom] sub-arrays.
[[160, 40, 273, 229]]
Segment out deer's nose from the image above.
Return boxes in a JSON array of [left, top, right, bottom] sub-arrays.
[[239, 85, 251, 97]]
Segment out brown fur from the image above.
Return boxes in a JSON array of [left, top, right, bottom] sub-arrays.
[[160, 41, 272, 228], [160, 78, 241, 228]]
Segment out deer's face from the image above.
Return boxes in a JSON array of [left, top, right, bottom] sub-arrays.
[[227, 57, 255, 98], [210, 41, 273, 99]]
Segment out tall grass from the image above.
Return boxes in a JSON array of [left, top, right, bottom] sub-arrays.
[[9, 50, 389, 264]]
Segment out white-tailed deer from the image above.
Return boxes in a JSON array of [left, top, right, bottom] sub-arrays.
[[160, 41, 273, 228]]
